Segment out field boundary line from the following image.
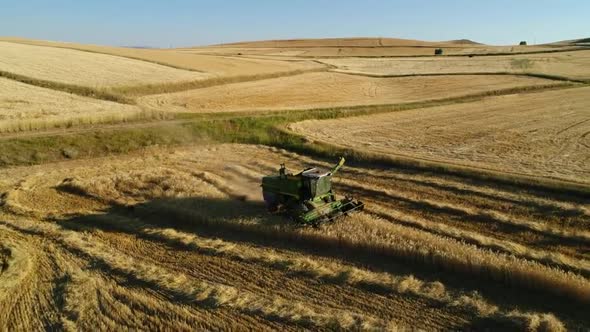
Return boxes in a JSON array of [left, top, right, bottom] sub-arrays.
[[0, 40, 210, 73], [2, 80, 574, 141], [112, 66, 329, 96], [328, 70, 590, 84], [0, 70, 133, 104], [278, 127, 590, 197], [275, 46, 590, 59], [0, 81, 581, 167]]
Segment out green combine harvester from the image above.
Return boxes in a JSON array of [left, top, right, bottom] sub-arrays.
[[261, 157, 364, 226]]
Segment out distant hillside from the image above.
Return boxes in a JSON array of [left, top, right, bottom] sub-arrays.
[[543, 37, 590, 46], [214, 37, 474, 48], [446, 39, 483, 45]]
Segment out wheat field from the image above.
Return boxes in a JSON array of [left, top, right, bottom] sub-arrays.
[[0, 41, 209, 87], [138, 72, 555, 113], [0, 38, 323, 77], [1, 144, 587, 330], [290, 87, 590, 184], [0, 77, 155, 133], [320, 50, 590, 80]]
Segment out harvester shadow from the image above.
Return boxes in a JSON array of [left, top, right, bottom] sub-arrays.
[[54, 194, 590, 327]]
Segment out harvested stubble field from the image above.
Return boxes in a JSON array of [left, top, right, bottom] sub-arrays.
[[0, 78, 150, 133], [0, 38, 323, 77], [320, 50, 590, 80], [0, 144, 588, 330], [137, 72, 555, 113], [0, 41, 208, 87], [289, 87, 590, 184]]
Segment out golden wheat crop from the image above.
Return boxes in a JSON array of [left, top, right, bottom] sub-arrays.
[[0, 38, 323, 77], [0, 41, 207, 87], [319, 50, 590, 79], [0, 77, 160, 133], [137, 72, 555, 113]]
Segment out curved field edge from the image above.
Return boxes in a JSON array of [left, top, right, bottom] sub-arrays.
[[278, 126, 590, 197], [112, 67, 328, 96], [0, 38, 318, 74], [0, 38, 209, 72], [0, 67, 329, 101], [329, 70, 590, 84], [0, 70, 132, 104]]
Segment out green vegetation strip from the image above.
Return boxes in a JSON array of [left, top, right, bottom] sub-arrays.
[[0, 70, 133, 104], [0, 82, 588, 198]]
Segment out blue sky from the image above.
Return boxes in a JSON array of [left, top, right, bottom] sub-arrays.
[[1, 1, 588, 47]]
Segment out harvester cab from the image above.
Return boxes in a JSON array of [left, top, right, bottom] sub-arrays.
[[261, 157, 364, 226]]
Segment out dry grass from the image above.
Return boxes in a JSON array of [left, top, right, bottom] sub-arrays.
[[137, 72, 555, 113], [320, 50, 590, 80], [0, 41, 207, 87], [0, 78, 163, 133], [290, 87, 590, 184]]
